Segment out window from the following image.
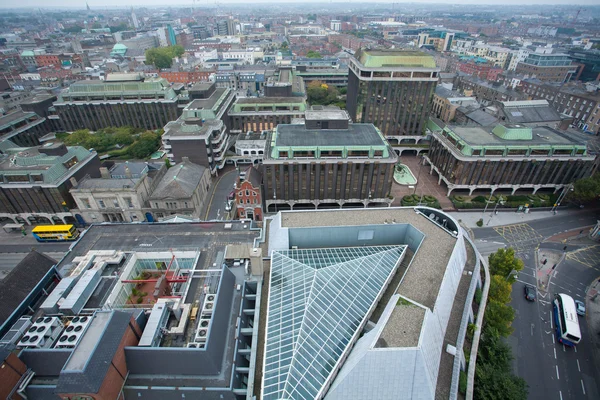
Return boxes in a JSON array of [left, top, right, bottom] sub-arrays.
[[184, 202, 189, 208], [112, 199, 119, 208], [124, 197, 134, 208], [246, 189, 249, 196], [98, 200, 105, 208], [82, 198, 91, 209]]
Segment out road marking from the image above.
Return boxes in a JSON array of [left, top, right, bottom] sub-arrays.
[[550, 311, 553, 329], [531, 323, 534, 336], [556, 365, 560, 380], [552, 335, 555, 344], [559, 391, 563, 400], [574, 346, 577, 353], [563, 344, 566, 352], [577, 359, 581, 372], [554, 348, 557, 359], [582, 380, 586, 395]]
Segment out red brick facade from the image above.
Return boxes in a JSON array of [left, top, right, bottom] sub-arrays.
[[35, 54, 61, 68], [0, 353, 28, 400], [235, 179, 262, 221], [159, 70, 214, 84]]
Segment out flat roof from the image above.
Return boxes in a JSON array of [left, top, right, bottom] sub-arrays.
[[235, 97, 305, 104], [448, 125, 586, 147], [279, 208, 457, 310], [185, 88, 228, 110], [275, 124, 385, 147], [64, 312, 111, 371], [377, 303, 425, 348]]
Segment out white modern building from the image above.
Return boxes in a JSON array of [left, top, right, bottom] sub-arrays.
[[262, 207, 482, 400]]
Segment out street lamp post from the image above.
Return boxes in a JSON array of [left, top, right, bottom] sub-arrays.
[[551, 183, 574, 214], [487, 195, 504, 226], [412, 155, 425, 195]]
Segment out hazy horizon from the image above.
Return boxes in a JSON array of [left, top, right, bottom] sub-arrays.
[[1, 0, 599, 10]]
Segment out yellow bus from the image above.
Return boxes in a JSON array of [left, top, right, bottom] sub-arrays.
[[32, 224, 80, 242]]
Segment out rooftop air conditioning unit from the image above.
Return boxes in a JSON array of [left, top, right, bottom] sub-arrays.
[[55, 315, 93, 349], [201, 299, 214, 316], [17, 317, 62, 349], [195, 328, 208, 342], [0, 317, 32, 346]]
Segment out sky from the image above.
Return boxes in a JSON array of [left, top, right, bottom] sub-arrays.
[[1, 0, 599, 8]]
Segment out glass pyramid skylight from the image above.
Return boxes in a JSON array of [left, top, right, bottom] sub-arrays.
[[262, 245, 406, 400]]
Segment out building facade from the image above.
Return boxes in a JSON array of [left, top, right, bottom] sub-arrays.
[[431, 87, 479, 123], [148, 158, 211, 220], [53, 75, 180, 131], [234, 166, 263, 221], [162, 83, 235, 174], [515, 53, 577, 83], [0, 141, 101, 225], [70, 162, 166, 224], [228, 97, 306, 133], [425, 119, 595, 196], [262, 108, 398, 212], [346, 49, 439, 139]]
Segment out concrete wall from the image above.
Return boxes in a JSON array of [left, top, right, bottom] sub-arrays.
[[124, 268, 235, 376], [288, 224, 412, 249]]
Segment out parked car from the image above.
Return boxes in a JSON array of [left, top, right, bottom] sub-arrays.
[[575, 300, 586, 316], [524, 284, 536, 301]]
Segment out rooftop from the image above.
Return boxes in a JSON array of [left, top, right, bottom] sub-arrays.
[[263, 245, 406, 400], [353, 48, 437, 69], [274, 124, 385, 148], [150, 160, 206, 199], [448, 124, 586, 147]]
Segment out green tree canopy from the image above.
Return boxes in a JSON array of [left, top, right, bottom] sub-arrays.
[[307, 80, 341, 107], [145, 45, 185, 69], [569, 173, 600, 204], [488, 247, 524, 281], [110, 23, 130, 33], [488, 275, 512, 305], [306, 50, 323, 58], [63, 25, 83, 33], [483, 300, 515, 337]]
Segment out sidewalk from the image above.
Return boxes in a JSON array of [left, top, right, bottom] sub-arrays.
[[0, 225, 41, 246], [536, 248, 564, 292], [448, 209, 582, 229]]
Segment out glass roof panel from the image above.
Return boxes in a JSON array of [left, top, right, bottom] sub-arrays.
[[263, 245, 406, 400]]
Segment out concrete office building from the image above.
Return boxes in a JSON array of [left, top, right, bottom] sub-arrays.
[[346, 49, 439, 140], [53, 74, 180, 131], [228, 97, 307, 134], [0, 141, 101, 225], [162, 82, 235, 173], [425, 119, 595, 196], [262, 108, 398, 212], [515, 53, 577, 83], [261, 207, 480, 399]]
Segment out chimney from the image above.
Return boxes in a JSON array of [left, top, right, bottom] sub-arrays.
[[100, 167, 110, 179], [69, 177, 78, 187]]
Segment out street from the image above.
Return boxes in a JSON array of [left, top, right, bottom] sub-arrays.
[[203, 168, 238, 220], [473, 211, 600, 400]]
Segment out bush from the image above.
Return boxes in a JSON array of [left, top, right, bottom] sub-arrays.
[[423, 195, 436, 202], [131, 288, 139, 296], [136, 296, 144, 304], [472, 195, 487, 203], [459, 370, 468, 395], [476, 218, 484, 227], [454, 195, 465, 202]]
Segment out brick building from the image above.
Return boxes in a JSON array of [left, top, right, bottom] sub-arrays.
[[34, 54, 60, 68], [159, 70, 214, 84], [235, 166, 263, 221], [515, 53, 577, 83]]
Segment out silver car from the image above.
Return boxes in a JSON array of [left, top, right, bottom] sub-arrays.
[[575, 300, 586, 316]]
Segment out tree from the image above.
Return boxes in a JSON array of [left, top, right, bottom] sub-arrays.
[[306, 50, 323, 58], [280, 41, 289, 50], [145, 45, 185, 69], [483, 300, 515, 337], [307, 80, 340, 107], [165, 158, 172, 169], [110, 23, 129, 33], [63, 25, 83, 33], [475, 362, 528, 400], [489, 275, 512, 305], [127, 131, 160, 159], [488, 247, 524, 281], [569, 173, 600, 204]]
